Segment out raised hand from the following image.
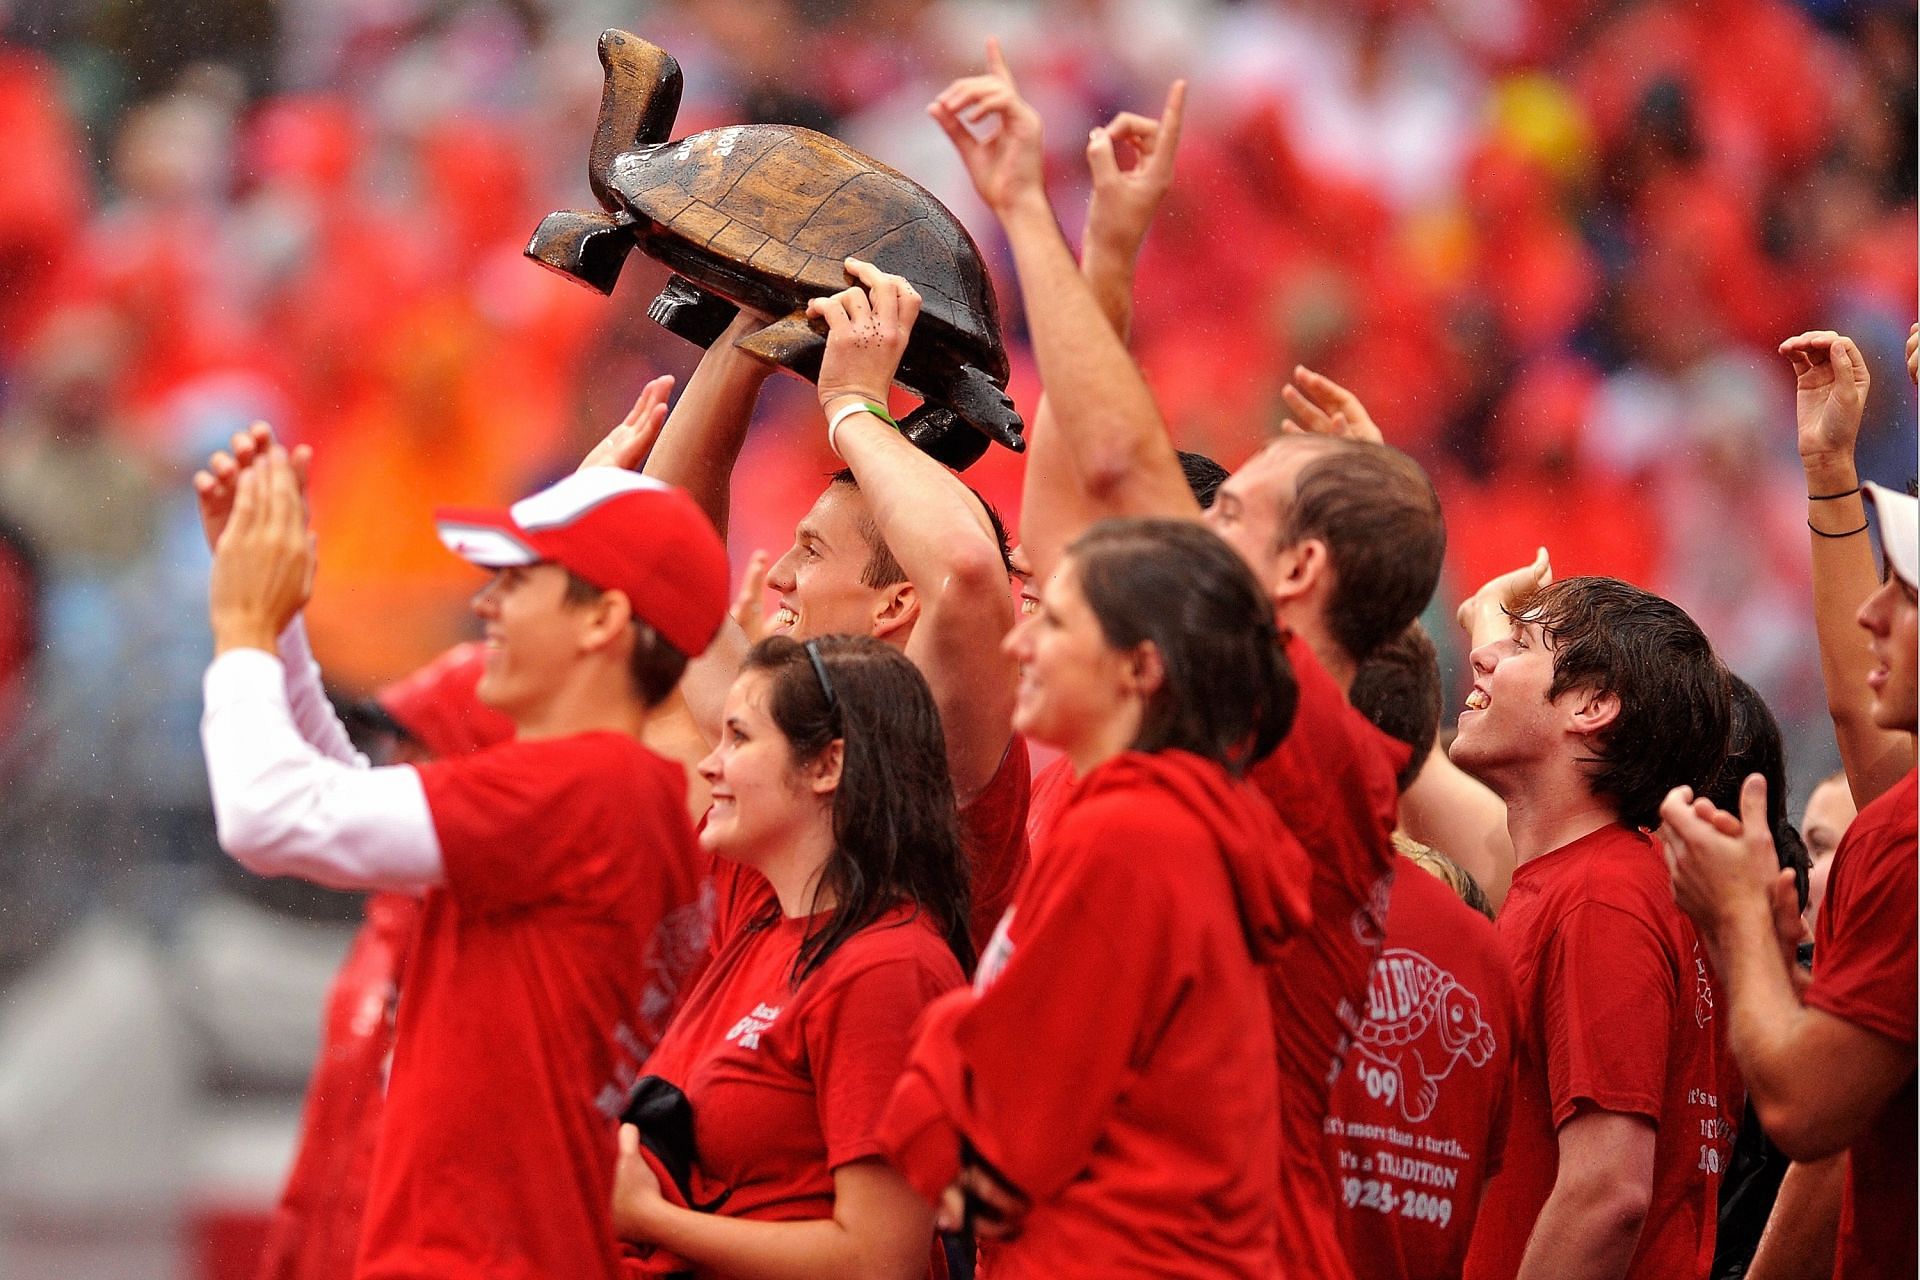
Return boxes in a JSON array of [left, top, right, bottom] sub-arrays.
[[578, 374, 675, 472], [810, 257, 922, 414], [1083, 80, 1186, 264], [193, 422, 311, 551], [1279, 366, 1385, 445], [1456, 546, 1552, 637], [1777, 331, 1870, 468], [208, 445, 316, 654], [730, 550, 772, 645], [927, 39, 1046, 218]]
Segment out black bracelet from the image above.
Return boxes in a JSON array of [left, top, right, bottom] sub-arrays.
[[1807, 486, 1861, 501], [1808, 520, 1870, 538]]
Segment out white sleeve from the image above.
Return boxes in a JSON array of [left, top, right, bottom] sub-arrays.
[[275, 616, 364, 766], [201, 648, 444, 891]]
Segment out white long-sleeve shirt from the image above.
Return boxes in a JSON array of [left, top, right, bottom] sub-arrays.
[[200, 621, 445, 891]]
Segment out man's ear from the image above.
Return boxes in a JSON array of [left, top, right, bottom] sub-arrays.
[[870, 581, 919, 642], [806, 738, 844, 795], [1270, 537, 1331, 607], [580, 588, 638, 655], [1567, 687, 1621, 738]]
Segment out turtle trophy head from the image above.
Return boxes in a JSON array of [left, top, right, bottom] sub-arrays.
[[524, 30, 683, 296], [590, 30, 683, 209]]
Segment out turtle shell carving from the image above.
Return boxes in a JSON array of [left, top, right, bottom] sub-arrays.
[[527, 30, 1024, 470]]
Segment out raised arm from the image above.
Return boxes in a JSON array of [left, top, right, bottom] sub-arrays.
[[202, 448, 443, 891], [640, 314, 775, 540], [930, 42, 1195, 583], [1018, 81, 1187, 581], [1780, 330, 1914, 806], [584, 327, 774, 738], [810, 260, 1018, 802]]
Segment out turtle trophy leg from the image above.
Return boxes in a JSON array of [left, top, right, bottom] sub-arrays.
[[732, 310, 827, 382], [526, 210, 635, 296], [947, 365, 1026, 454], [897, 406, 991, 471], [648, 276, 741, 350]]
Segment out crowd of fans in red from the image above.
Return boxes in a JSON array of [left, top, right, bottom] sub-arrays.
[[0, 0, 1912, 938]]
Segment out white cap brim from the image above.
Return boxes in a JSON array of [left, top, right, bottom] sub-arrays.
[[435, 519, 538, 568], [1864, 483, 1918, 589]]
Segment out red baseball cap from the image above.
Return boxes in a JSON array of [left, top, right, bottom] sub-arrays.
[[434, 469, 729, 657]]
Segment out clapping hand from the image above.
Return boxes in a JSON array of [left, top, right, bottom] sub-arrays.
[[208, 444, 315, 655]]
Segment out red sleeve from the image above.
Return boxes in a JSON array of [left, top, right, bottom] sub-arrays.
[[958, 736, 1031, 955], [1806, 807, 1918, 1047], [901, 794, 1196, 1203], [417, 736, 660, 916], [1539, 902, 1676, 1127], [804, 948, 961, 1171]]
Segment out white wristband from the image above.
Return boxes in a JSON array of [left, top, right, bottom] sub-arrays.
[[827, 400, 891, 457]]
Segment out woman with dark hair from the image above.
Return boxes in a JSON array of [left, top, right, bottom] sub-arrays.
[[881, 517, 1313, 1279], [610, 633, 971, 1280]]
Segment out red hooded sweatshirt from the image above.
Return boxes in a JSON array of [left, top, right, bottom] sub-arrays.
[[880, 749, 1313, 1279]]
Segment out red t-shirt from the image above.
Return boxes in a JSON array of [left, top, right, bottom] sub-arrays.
[[355, 733, 709, 1280], [1464, 824, 1729, 1280], [1251, 633, 1408, 1278], [957, 733, 1031, 953], [257, 893, 420, 1280], [883, 750, 1312, 1280], [1024, 752, 1074, 850], [709, 736, 1030, 959], [1804, 768, 1917, 1280], [1324, 860, 1516, 1280], [627, 902, 963, 1269]]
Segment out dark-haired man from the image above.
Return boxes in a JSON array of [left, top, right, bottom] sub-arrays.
[[200, 450, 727, 1280], [1450, 576, 1733, 1280]]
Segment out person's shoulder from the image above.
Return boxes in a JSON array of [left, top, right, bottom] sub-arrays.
[[1845, 769, 1919, 854], [1522, 825, 1681, 929], [809, 906, 967, 993]]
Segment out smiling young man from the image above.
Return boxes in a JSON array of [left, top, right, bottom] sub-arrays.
[[1447, 576, 1732, 1280], [643, 265, 1027, 957], [199, 450, 728, 1280], [1662, 482, 1917, 1280]]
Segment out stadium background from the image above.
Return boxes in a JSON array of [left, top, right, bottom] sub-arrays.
[[0, 0, 1911, 1275]]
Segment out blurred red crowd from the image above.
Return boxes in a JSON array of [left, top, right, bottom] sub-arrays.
[[0, 0, 1911, 704]]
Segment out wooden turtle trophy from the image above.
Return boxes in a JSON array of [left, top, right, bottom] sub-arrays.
[[527, 30, 1026, 471]]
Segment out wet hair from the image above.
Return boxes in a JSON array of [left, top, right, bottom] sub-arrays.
[[827, 468, 1013, 589], [742, 634, 972, 983], [1393, 832, 1494, 921], [1272, 438, 1445, 664], [1348, 622, 1443, 793], [1067, 518, 1297, 775], [1707, 673, 1810, 910], [1515, 577, 1731, 830], [1178, 450, 1230, 509], [564, 571, 690, 708]]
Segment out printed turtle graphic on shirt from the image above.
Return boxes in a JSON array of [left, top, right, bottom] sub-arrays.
[[1353, 948, 1498, 1123]]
